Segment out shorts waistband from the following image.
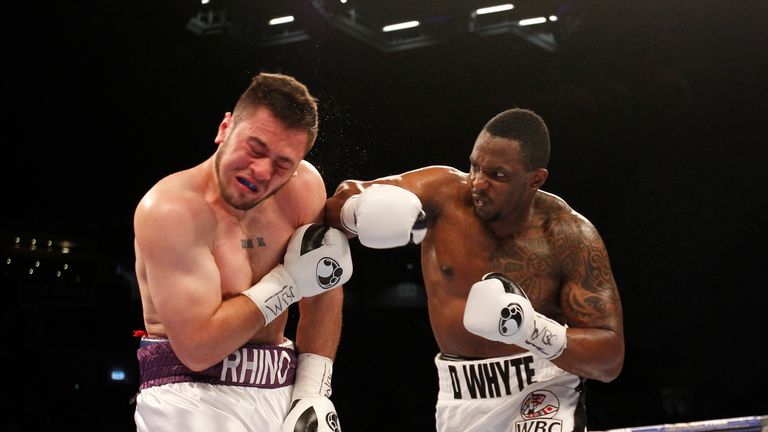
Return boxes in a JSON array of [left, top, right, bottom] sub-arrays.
[[434, 352, 568, 400], [138, 340, 297, 391]]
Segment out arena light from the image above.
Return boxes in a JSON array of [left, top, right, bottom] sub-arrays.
[[475, 4, 514, 15], [518, 17, 547, 26], [269, 15, 295, 26], [186, 9, 228, 35], [382, 20, 420, 32], [110, 369, 126, 382]]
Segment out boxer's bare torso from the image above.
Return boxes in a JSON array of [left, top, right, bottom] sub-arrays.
[[135, 158, 321, 345]]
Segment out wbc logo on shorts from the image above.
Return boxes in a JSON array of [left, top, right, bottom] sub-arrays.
[[521, 390, 560, 419], [316, 257, 344, 289], [515, 390, 563, 432]]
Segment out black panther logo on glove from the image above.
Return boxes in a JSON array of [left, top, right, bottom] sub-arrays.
[[316, 258, 344, 289], [326, 412, 341, 431], [498, 302, 525, 336], [292, 403, 341, 432]]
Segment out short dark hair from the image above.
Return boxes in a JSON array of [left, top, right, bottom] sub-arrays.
[[483, 108, 550, 170], [232, 72, 319, 151]]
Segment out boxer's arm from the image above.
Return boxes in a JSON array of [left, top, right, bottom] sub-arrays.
[[325, 171, 430, 237], [135, 197, 264, 372], [292, 162, 344, 359], [282, 291, 343, 432], [282, 169, 345, 431], [550, 215, 625, 382], [295, 287, 343, 360], [325, 166, 460, 243]]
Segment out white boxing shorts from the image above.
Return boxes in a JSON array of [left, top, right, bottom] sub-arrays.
[[134, 338, 297, 432], [435, 352, 586, 432]]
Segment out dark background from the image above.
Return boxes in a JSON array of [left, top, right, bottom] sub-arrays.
[[3, 1, 767, 431]]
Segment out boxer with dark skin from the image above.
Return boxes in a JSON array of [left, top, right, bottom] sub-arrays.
[[325, 108, 623, 431]]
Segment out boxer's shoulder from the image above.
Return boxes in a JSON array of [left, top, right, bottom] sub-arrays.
[[401, 165, 466, 205], [273, 160, 326, 223]]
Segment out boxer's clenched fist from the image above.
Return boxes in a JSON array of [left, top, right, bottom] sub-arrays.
[[243, 224, 352, 325], [340, 184, 426, 248], [463, 272, 567, 360]]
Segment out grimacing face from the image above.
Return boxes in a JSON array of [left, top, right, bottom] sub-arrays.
[[214, 107, 308, 211]]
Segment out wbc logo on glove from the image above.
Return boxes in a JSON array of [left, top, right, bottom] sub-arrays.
[[498, 302, 525, 336], [316, 258, 344, 289]]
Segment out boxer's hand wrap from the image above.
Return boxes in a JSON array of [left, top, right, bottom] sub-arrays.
[[463, 272, 567, 360], [242, 224, 352, 325], [241, 265, 298, 326], [340, 184, 426, 249], [281, 354, 341, 432]]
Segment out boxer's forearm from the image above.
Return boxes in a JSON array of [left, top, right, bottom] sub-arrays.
[[548, 327, 624, 383], [295, 287, 343, 359]]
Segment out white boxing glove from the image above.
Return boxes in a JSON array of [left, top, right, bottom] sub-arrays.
[[340, 184, 426, 249], [242, 224, 352, 325], [463, 272, 567, 360], [282, 354, 341, 432]]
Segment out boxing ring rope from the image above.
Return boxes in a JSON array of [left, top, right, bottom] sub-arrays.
[[601, 415, 767, 432]]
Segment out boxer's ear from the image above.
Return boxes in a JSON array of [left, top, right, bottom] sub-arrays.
[[214, 112, 233, 146], [528, 168, 548, 189]]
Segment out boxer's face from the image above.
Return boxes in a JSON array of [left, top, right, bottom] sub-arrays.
[[214, 107, 307, 210], [469, 132, 532, 222]]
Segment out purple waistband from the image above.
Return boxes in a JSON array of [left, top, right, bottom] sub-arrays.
[[137, 340, 297, 390]]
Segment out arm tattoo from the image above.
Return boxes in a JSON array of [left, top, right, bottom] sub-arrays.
[[555, 217, 619, 328]]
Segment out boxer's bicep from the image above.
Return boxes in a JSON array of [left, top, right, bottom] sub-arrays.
[[556, 217, 622, 332], [137, 201, 222, 338]]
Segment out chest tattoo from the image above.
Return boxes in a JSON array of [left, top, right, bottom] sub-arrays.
[[490, 238, 557, 297], [240, 237, 266, 249]]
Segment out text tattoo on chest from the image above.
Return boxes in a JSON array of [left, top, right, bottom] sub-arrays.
[[241, 237, 266, 249]]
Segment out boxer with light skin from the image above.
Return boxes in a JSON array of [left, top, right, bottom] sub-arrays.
[[325, 108, 624, 432], [133, 72, 349, 432]]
